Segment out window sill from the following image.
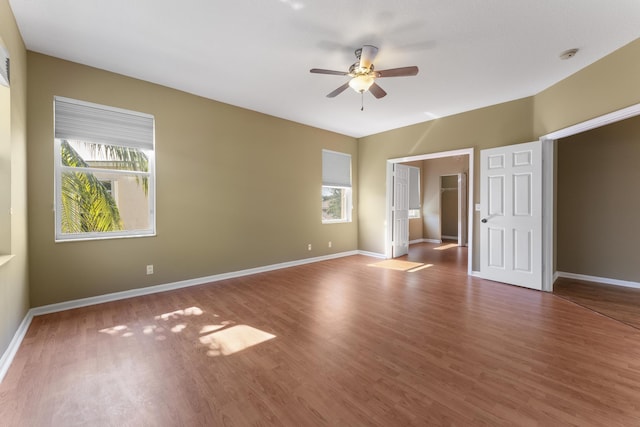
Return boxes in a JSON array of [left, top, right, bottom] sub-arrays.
[[0, 254, 15, 267]]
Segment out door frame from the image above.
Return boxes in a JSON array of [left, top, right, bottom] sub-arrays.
[[385, 148, 474, 276], [540, 102, 640, 292]]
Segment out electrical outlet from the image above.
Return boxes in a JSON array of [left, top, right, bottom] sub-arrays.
[[328, 241, 332, 248], [307, 244, 312, 251], [146, 264, 154, 275]]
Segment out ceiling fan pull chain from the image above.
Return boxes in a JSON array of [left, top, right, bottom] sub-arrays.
[[361, 92, 364, 111]]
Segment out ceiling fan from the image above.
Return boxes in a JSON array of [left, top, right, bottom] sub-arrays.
[[310, 45, 419, 99]]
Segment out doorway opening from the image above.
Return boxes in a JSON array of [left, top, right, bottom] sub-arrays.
[[439, 173, 467, 246], [385, 148, 474, 276], [541, 102, 640, 292]]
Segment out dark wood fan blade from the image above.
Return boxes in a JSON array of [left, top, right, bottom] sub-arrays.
[[369, 82, 387, 99], [375, 66, 419, 78], [327, 82, 350, 98], [310, 68, 348, 76], [359, 45, 379, 69]]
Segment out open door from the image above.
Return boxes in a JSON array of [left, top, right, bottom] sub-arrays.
[[479, 141, 542, 290], [392, 164, 409, 258]]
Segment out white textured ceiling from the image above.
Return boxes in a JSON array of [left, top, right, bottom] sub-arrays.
[[8, 0, 640, 138]]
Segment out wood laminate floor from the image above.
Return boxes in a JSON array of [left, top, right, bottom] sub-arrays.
[[554, 277, 640, 330], [2, 243, 640, 426]]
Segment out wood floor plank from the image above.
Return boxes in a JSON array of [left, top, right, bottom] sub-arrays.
[[554, 277, 640, 330], [2, 243, 640, 426]]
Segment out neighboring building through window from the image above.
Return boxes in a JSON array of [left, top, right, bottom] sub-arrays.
[[322, 149, 352, 223], [54, 97, 155, 241]]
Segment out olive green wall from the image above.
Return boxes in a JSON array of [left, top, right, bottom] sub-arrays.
[[0, 0, 29, 363], [358, 98, 534, 266], [534, 39, 640, 136], [358, 38, 640, 270], [27, 52, 357, 307], [557, 116, 640, 282]]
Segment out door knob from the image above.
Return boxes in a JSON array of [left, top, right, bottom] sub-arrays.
[[481, 218, 488, 223]]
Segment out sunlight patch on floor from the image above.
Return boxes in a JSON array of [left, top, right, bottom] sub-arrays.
[[155, 306, 203, 320], [99, 324, 134, 337], [99, 306, 276, 356], [199, 325, 276, 357], [407, 264, 434, 273], [434, 243, 458, 251], [368, 259, 428, 271], [100, 306, 206, 339]]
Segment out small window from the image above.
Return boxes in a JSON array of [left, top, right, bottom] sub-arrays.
[[322, 149, 352, 223], [54, 97, 155, 241], [408, 166, 421, 218]]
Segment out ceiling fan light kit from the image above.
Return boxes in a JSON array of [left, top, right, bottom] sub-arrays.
[[349, 74, 375, 93], [310, 44, 419, 102]]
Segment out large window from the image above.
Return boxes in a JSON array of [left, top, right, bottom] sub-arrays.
[[54, 97, 155, 241], [322, 149, 352, 223]]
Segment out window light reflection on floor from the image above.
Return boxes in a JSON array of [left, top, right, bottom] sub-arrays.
[[434, 243, 458, 251], [98, 306, 277, 356], [407, 264, 434, 273], [199, 325, 276, 357], [368, 259, 434, 272]]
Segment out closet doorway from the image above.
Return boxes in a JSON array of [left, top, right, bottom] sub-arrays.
[[439, 173, 467, 246]]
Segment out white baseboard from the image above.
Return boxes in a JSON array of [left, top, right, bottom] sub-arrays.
[[0, 310, 34, 383], [556, 271, 640, 290], [357, 250, 385, 259], [408, 238, 445, 244], [1, 250, 359, 383]]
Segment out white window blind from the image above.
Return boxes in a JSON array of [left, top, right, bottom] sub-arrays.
[[0, 46, 9, 87], [54, 96, 154, 150], [408, 166, 421, 210], [322, 149, 351, 188]]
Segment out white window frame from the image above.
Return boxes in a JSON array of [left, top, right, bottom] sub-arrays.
[[321, 186, 352, 224], [53, 96, 156, 242], [322, 149, 352, 224]]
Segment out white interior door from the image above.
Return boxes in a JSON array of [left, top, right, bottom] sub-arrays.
[[479, 141, 542, 290], [392, 164, 409, 258]]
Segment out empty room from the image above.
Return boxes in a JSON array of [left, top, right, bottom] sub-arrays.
[[2, 1, 640, 425]]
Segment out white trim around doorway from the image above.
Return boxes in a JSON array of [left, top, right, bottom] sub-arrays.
[[540, 102, 640, 292], [385, 148, 474, 277]]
